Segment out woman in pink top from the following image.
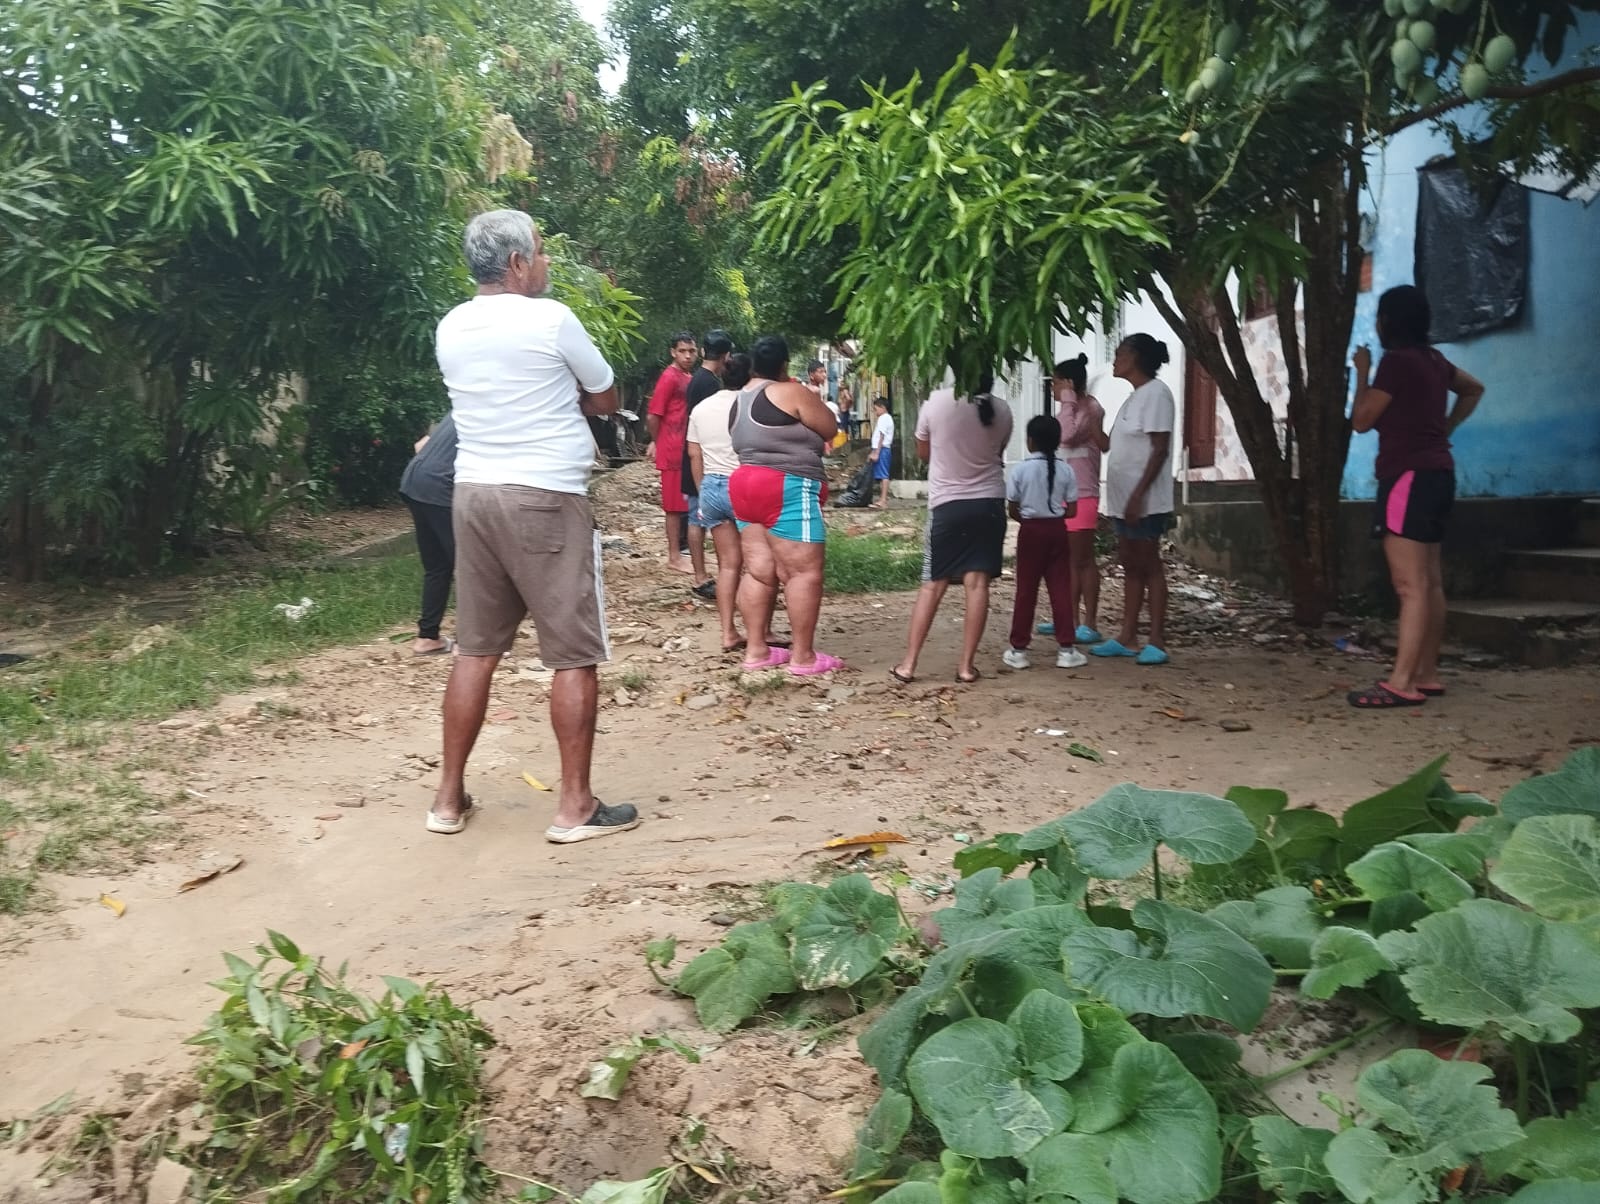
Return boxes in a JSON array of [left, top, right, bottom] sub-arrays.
[[1053, 354, 1110, 643]]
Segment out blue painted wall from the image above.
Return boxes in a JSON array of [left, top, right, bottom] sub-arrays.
[[1343, 41, 1600, 500]]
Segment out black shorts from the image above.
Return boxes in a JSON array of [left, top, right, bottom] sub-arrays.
[[924, 498, 1006, 582], [1373, 469, 1454, 544]]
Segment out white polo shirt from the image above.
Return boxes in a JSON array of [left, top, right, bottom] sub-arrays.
[[436, 293, 615, 496]]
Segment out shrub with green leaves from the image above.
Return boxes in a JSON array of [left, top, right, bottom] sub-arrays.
[[648, 749, 1600, 1203], [186, 932, 496, 1202]]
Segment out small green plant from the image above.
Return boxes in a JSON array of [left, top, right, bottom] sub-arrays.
[[617, 667, 652, 692], [186, 932, 495, 1202]]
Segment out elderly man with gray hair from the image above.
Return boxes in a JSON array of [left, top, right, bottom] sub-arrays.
[[427, 209, 640, 844]]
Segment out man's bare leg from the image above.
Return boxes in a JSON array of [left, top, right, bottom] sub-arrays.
[[894, 579, 948, 680], [687, 522, 710, 583], [665, 512, 691, 572], [433, 653, 500, 822], [549, 665, 600, 828]]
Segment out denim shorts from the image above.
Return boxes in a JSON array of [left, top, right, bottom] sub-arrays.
[[1112, 512, 1174, 541], [696, 473, 737, 528]]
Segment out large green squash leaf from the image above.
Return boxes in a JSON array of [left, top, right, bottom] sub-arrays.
[[935, 867, 1037, 945], [788, 872, 902, 989], [1324, 1049, 1522, 1204], [1300, 926, 1394, 1000], [1491, 814, 1600, 922], [1501, 747, 1600, 822], [770, 882, 823, 931], [849, 1088, 913, 1182], [874, 1185, 942, 1204], [1009, 989, 1084, 1081], [1249, 1115, 1337, 1201], [1192, 789, 1339, 887], [1022, 1133, 1118, 1204], [1063, 900, 1274, 1031], [1397, 822, 1510, 879], [1337, 755, 1452, 859], [1059, 784, 1256, 879], [1064, 1042, 1222, 1204], [1508, 1182, 1600, 1204], [673, 920, 796, 1032], [1346, 842, 1474, 912], [906, 1017, 1071, 1158], [860, 930, 1024, 1089], [1486, 1082, 1600, 1183], [1379, 898, 1600, 1042], [1207, 885, 1324, 967], [1064, 1004, 1148, 1133], [935, 1154, 1025, 1204]]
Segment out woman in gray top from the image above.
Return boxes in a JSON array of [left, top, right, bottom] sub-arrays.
[[398, 413, 457, 655], [728, 334, 842, 676]]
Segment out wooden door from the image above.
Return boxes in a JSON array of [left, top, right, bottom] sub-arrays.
[[1184, 357, 1218, 469]]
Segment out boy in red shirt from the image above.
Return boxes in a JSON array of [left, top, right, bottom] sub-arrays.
[[648, 331, 697, 573]]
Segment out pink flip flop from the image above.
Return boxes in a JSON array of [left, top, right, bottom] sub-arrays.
[[789, 652, 845, 677], [742, 648, 792, 671]]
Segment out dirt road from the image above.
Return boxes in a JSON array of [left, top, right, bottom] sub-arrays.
[[4, 483, 1597, 1198]]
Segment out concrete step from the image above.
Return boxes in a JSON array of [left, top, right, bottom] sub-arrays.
[[1505, 547, 1600, 603], [1446, 598, 1600, 668], [1578, 498, 1600, 547]]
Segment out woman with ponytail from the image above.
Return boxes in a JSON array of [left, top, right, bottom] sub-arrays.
[[1003, 415, 1083, 670], [1048, 353, 1109, 643], [891, 368, 1013, 685]]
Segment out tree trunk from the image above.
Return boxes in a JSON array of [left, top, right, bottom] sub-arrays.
[[1143, 144, 1365, 627]]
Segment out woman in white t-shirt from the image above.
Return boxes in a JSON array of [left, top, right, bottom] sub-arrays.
[[1091, 333, 1176, 665]]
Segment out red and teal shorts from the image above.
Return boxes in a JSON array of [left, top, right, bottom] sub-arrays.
[[729, 465, 828, 544]]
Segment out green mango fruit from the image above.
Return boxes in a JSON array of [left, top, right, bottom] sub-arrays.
[[1214, 22, 1242, 58], [1391, 39, 1423, 74], [1483, 34, 1516, 73], [1461, 61, 1490, 99], [1408, 20, 1437, 51], [1185, 79, 1206, 104]]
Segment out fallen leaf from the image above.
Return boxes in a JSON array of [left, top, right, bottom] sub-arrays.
[[817, 831, 909, 851], [339, 1039, 368, 1060], [99, 893, 126, 918], [314, 813, 343, 822], [178, 854, 245, 893], [312, 825, 325, 840], [487, 708, 518, 723], [688, 1165, 724, 1185], [522, 772, 552, 792], [1161, 707, 1186, 720], [1066, 742, 1104, 764]]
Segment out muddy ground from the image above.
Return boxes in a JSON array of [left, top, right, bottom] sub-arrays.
[[3, 463, 1597, 1200]]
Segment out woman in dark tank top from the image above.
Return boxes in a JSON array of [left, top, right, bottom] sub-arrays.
[[727, 334, 844, 676]]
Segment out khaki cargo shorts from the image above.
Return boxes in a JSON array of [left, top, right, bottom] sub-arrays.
[[452, 484, 610, 667]]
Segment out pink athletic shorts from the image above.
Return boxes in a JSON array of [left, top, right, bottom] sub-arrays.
[[1066, 495, 1100, 533]]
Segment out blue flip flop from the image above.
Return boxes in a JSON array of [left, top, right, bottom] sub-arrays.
[[1090, 639, 1137, 658], [1136, 645, 1170, 666], [1075, 625, 1104, 644], [1036, 622, 1055, 636]]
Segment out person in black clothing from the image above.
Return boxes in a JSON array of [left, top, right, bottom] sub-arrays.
[[399, 414, 458, 655], [683, 329, 734, 596]]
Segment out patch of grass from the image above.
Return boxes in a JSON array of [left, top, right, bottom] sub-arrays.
[[617, 666, 651, 691], [0, 551, 427, 914], [825, 532, 922, 594]]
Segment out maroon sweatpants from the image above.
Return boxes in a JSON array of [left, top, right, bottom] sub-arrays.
[[1008, 518, 1075, 650]]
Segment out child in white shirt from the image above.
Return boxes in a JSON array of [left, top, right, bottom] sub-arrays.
[[1003, 415, 1084, 670]]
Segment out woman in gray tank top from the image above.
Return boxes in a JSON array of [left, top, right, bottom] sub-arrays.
[[727, 334, 844, 676]]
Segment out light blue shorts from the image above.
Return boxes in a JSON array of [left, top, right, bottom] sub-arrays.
[[696, 473, 737, 528]]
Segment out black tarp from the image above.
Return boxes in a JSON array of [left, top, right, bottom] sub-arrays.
[[1415, 162, 1529, 342]]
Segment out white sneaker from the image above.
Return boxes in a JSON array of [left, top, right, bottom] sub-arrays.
[[1002, 648, 1031, 670], [1056, 647, 1088, 669]]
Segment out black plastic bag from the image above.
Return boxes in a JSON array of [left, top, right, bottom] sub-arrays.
[[1415, 163, 1528, 343]]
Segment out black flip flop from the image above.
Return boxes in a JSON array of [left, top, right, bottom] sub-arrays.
[[1348, 682, 1426, 709], [956, 669, 981, 685], [889, 667, 916, 685], [1418, 685, 1446, 697]]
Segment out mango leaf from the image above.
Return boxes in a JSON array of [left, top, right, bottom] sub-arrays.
[[1491, 814, 1600, 922], [1380, 898, 1600, 1042], [1022, 1133, 1118, 1204], [1064, 1042, 1222, 1204], [1346, 842, 1475, 912], [1485, 1082, 1600, 1183], [1207, 886, 1323, 967], [860, 930, 1025, 1089], [1063, 899, 1274, 1031], [1509, 1182, 1600, 1204], [1249, 1116, 1337, 1202], [1397, 822, 1510, 879], [1324, 1050, 1522, 1204], [1337, 755, 1452, 859], [1300, 927, 1395, 1000], [1501, 747, 1600, 822], [935, 868, 1037, 945], [1060, 784, 1256, 879], [850, 1088, 914, 1181], [906, 1017, 1071, 1158], [1426, 777, 1498, 824], [789, 873, 903, 990], [674, 921, 796, 1032]]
